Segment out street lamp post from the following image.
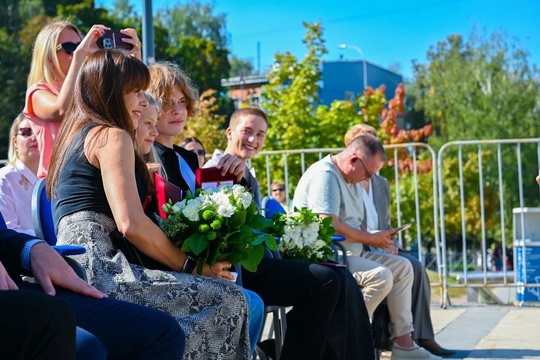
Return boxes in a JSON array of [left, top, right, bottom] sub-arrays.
[[338, 43, 368, 90]]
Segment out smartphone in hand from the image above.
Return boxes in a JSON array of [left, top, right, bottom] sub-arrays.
[[97, 30, 134, 50], [394, 223, 411, 233]]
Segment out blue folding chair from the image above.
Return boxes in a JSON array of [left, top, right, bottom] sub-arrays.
[[31, 178, 87, 280]]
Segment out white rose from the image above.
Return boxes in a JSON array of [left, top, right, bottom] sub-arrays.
[[182, 202, 200, 222], [232, 184, 245, 198], [309, 222, 320, 233], [171, 199, 186, 214], [240, 192, 253, 209], [314, 239, 326, 250], [216, 203, 235, 217]]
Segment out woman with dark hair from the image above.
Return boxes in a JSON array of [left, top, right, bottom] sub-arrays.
[[179, 137, 206, 168], [48, 49, 252, 360]]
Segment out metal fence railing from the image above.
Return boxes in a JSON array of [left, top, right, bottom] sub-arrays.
[[3, 137, 540, 307]]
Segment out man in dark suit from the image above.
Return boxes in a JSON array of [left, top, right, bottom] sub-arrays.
[[0, 212, 185, 359]]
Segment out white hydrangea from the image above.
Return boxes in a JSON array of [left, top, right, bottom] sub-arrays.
[[182, 200, 200, 221]]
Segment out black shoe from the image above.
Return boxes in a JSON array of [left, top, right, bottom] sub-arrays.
[[417, 339, 456, 356]]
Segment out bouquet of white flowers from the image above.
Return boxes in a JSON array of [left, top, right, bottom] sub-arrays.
[[266, 207, 335, 263], [161, 184, 276, 274]]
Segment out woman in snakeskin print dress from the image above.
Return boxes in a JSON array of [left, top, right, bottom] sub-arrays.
[[47, 49, 252, 360]]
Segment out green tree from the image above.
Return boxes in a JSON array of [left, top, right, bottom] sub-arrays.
[[229, 55, 255, 77], [156, 0, 228, 48], [412, 28, 540, 144], [164, 35, 230, 93]]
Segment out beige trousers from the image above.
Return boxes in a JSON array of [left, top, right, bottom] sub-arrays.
[[345, 250, 414, 338]]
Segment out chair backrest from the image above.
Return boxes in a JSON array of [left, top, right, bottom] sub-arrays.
[[261, 196, 286, 219], [31, 178, 57, 245]]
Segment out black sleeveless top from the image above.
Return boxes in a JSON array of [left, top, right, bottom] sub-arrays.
[[52, 124, 147, 229]]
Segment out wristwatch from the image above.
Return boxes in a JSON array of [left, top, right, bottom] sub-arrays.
[[182, 256, 196, 274]]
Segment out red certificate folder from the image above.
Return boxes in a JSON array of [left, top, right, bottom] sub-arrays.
[[154, 172, 183, 218], [195, 167, 237, 189]]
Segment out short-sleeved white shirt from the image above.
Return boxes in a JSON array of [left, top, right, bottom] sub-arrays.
[[292, 155, 365, 254]]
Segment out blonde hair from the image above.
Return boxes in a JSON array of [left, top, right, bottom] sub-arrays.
[[147, 62, 198, 118], [8, 113, 28, 164], [27, 20, 83, 87], [344, 123, 378, 146]]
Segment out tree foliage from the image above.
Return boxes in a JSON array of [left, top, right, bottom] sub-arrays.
[[179, 89, 228, 154], [412, 28, 540, 144], [0, 0, 235, 160], [229, 55, 255, 77]]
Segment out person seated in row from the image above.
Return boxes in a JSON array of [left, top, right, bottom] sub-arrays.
[[47, 49, 253, 359], [179, 137, 206, 168], [344, 124, 454, 356], [270, 180, 289, 210], [24, 19, 141, 178], [0, 114, 39, 235], [203, 106, 375, 359], [135, 90, 264, 354], [0, 211, 184, 359], [293, 135, 442, 360]]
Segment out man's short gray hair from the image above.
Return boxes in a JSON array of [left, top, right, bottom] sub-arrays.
[[347, 134, 386, 161]]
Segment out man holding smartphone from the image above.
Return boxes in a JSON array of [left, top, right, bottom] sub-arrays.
[[293, 134, 441, 360]]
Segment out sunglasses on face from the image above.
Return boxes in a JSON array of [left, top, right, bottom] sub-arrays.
[[189, 149, 206, 157], [56, 42, 81, 55], [17, 127, 33, 138], [272, 187, 285, 193]]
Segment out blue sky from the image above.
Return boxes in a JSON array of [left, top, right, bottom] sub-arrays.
[[97, 0, 540, 80]]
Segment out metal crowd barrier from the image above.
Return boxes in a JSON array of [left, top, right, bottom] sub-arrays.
[[4, 137, 540, 307]]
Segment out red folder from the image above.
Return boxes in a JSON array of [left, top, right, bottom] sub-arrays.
[[154, 172, 183, 219], [195, 167, 237, 189]]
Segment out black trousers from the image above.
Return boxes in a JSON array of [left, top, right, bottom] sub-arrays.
[[243, 258, 374, 360], [0, 290, 77, 360], [15, 283, 185, 360]]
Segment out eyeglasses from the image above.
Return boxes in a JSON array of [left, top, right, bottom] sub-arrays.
[[17, 127, 33, 138], [189, 149, 206, 157], [272, 187, 285, 193], [56, 42, 81, 55], [357, 158, 373, 180]]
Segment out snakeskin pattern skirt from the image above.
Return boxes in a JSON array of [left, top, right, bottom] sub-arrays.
[[57, 211, 251, 360]]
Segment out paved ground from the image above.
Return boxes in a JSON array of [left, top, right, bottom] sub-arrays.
[[428, 302, 540, 360], [261, 302, 540, 359]]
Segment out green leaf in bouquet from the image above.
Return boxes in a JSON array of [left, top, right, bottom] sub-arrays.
[[244, 201, 257, 223], [224, 228, 252, 245], [222, 248, 247, 265], [250, 233, 270, 246], [321, 216, 333, 227], [241, 243, 264, 272], [265, 235, 278, 251], [229, 208, 247, 228], [248, 214, 274, 230], [207, 243, 222, 265], [187, 233, 208, 255]]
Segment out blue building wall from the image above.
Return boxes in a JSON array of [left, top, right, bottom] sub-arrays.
[[320, 61, 403, 106]]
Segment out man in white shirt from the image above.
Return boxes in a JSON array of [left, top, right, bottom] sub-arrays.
[[293, 134, 441, 360]]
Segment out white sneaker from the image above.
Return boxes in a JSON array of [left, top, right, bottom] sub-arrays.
[[391, 345, 443, 360]]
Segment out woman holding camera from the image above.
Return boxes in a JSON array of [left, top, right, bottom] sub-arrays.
[[24, 20, 140, 178]]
